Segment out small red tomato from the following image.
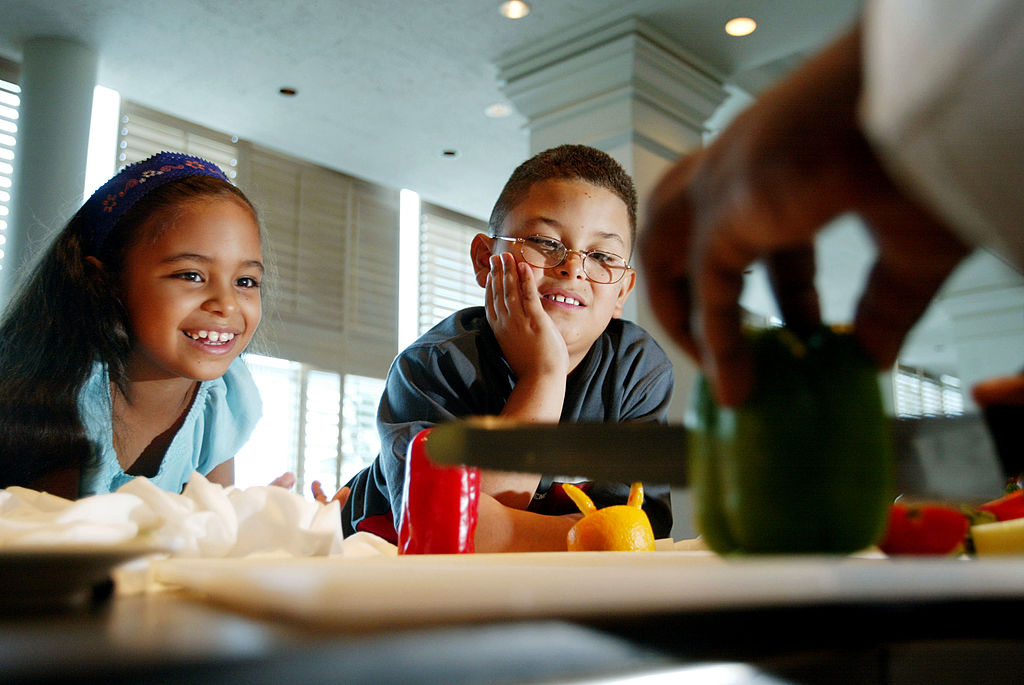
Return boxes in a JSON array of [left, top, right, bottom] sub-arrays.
[[977, 489, 1024, 522], [878, 503, 969, 556]]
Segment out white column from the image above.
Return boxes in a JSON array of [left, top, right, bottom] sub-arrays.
[[1, 37, 97, 302], [496, 18, 731, 423]]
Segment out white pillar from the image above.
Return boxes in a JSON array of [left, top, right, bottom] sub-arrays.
[[496, 18, 731, 423], [1, 37, 97, 302]]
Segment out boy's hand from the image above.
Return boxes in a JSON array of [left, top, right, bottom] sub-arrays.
[[485, 253, 570, 383], [485, 252, 569, 423]]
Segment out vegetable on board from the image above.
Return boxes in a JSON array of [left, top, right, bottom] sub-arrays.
[[687, 326, 894, 554], [397, 428, 481, 554]]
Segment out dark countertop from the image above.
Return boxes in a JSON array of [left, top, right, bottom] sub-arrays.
[[4, 590, 1024, 684]]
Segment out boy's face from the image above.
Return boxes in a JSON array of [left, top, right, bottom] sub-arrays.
[[489, 178, 636, 360]]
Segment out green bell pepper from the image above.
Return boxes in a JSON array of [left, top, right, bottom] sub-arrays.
[[687, 326, 894, 554]]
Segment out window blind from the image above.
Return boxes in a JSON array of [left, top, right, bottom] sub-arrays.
[[893, 364, 964, 418], [0, 74, 18, 277], [417, 204, 485, 336], [244, 146, 400, 377], [117, 101, 239, 178]]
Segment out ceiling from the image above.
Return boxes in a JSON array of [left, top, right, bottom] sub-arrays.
[[0, 0, 861, 222], [2, 0, 1019, 386]]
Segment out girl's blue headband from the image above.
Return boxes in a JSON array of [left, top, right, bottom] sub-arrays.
[[79, 151, 230, 255]]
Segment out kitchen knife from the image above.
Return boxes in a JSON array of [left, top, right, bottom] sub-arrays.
[[426, 413, 1010, 501]]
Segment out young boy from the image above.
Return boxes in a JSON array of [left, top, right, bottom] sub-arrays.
[[342, 144, 674, 551]]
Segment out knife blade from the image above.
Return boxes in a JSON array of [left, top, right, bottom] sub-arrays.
[[425, 413, 1009, 501]]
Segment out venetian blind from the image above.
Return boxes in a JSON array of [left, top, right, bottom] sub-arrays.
[[417, 203, 485, 335], [893, 364, 964, 418], [117, 101, 239, 178], [0, 71, 19, 277], [244, 146, 400, 377]]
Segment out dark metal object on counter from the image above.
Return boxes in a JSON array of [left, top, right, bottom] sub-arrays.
[[428, 414, 1007, 501]]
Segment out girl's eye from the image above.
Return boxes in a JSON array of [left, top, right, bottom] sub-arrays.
[[175, 272, 204, 282], [237, 276, 261, 289]]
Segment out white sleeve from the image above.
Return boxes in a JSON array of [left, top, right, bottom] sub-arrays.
[[859, 0, 1024, 271]]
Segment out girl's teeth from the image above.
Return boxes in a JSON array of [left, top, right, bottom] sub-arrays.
[[548, 295, 580, 306], [187, 330, 236, 342]]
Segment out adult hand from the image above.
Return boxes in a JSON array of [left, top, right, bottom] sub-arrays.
[[973, 374, 1024, 407], [640, 27, 968, 406]]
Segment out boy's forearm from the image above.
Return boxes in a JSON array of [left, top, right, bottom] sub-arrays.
[[474, 492, 579, 552], [499, 371, 565, 423], [480, 470, 542, 510]]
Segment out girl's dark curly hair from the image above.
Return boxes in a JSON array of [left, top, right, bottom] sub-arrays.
[[0, 175, 256, 490]]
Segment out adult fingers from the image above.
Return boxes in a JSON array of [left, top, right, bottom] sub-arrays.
[[854, 208, 969, 368], [642, 269, 700, 362], [639, 153, 703, 361], [693, 232, 755, 407], [765, 245, 821, 336], [973, 374, 1024, 407], [854, 257, 962, 368]]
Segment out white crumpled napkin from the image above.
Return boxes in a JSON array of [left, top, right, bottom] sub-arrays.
[[0, 473, 397, 592], [0, 472, 355, 557]]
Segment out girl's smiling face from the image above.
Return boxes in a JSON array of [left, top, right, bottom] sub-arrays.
[[118, 197, 263, 383]]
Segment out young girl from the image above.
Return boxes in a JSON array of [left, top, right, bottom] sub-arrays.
[[0, 152, 264, 499]]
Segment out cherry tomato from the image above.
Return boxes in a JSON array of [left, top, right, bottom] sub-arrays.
[[878, 503, 969, 556]]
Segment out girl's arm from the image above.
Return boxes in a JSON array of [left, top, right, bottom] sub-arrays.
[[205, 458, 235, 487]]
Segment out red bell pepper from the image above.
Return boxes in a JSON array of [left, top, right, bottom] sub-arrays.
[[878, 503, 969, 556], [397, 428, 481, 554], [976, 489, 1024, 522]]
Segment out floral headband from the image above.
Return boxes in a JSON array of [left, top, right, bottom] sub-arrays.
[[79, 151, 230, 255]]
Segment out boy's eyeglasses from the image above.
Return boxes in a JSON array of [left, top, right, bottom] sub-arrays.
[[492, 235, 631, 284]]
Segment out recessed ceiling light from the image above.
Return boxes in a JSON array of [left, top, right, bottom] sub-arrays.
[[725, 17, 757, 37], [279, 87, 298, 96], [499, 1, 530, 20], [441, 149, 460, 159], [484, 102, 512, 118]]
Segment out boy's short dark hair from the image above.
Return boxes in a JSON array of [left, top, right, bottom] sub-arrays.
[[487, 144, 638, 248]]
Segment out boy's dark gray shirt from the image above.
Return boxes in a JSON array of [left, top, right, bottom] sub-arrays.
[[342, 306, 675, 538]]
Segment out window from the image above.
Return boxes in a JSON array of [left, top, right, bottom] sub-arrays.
[[340, 374, 386, 485], [893, 364, 964, 418], [235, 355, 383, 495], [0, 73, 19, 277], [415, 202, 486, 336]]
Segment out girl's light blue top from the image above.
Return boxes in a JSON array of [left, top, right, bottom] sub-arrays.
[[77, 358, 262, 497]]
